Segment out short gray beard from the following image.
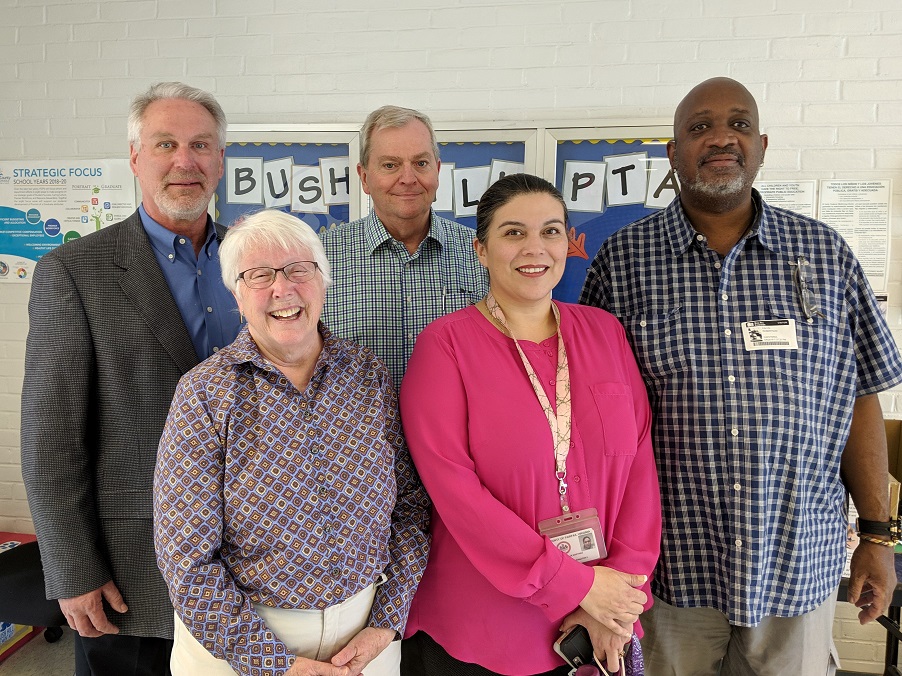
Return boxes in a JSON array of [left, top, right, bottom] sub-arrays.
[[685, 173, 748, 198], [153, 187, 211, 222]]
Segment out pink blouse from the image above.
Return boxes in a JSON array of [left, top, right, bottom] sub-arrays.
[[399, 303, 661, 675]]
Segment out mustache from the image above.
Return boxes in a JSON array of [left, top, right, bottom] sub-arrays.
[[164, 172, 207, 185], [699, 149, 744, 166]]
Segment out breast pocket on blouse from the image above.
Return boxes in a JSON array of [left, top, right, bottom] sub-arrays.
[[590, 382, 638, 456], [621, 306, 691, 382]]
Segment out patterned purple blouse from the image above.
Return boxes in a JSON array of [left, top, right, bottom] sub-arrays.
[[154, 324, 430, 676]]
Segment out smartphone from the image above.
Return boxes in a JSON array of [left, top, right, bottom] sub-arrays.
[[553, 624, 595, 668]]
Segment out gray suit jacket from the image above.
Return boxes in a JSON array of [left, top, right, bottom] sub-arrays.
[[21, 210, 222, 639]]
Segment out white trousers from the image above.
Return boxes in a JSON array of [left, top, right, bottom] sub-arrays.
[[171, 583, 401, 675]]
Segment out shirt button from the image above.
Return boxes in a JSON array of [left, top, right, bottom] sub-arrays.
[[807, 318, 814, 324], [179, 238, 186, 245], [331, 567, 342, 577], [639, 320, 647, 327], [735, 539, 743, 548], [714, 262, 722, 269], [721, 294, 728, 301], [206, 306, 213, 313], [724, 329, 732, 336], [733, 483, 741, 491], [696, 234, 705, 241], [197, 269, 202, 276], [167, 253, 174, 260], [728, 375, 736, 382], [548, 379, 554, 385], [212, 346, 219, 352], [407, 332, 414, 340], [573, 475, 580, 483], [731, 428, 739, 436]]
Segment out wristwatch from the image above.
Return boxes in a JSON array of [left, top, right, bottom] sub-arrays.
[[857, 518, 900, 539]]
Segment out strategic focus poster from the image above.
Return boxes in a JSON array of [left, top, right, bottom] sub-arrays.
[[0, 160, 136, 283]]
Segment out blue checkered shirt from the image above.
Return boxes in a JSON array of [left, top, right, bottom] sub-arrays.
[[320, 211, 488, 387], [580, 190, 902, 626]]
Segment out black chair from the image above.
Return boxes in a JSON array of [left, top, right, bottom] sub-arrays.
[[0, 540, 66, 643]]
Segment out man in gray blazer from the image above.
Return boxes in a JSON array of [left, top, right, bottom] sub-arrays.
[[21, 82, 241, 676]]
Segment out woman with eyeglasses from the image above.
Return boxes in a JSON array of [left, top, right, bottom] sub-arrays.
[[153, 209, 430, 676]]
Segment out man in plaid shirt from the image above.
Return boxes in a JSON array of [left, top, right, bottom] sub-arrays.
[[581, 77, 902, 675], [321, 106, 487, 387]]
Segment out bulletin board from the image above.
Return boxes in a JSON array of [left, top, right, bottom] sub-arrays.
[[215, 127, 359, 232], [543, 125, 673, 303]]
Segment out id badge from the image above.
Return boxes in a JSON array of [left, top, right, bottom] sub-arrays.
[[741, 319, 798, 351], [538, 508, 606, 564]]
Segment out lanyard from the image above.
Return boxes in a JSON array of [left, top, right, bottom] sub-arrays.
[[485, 292, 573, 513]]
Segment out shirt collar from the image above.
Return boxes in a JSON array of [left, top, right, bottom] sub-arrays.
[[665, 189, 783, 257], [362, 209, 444, 255], [221, 322, 340, 380], [138, 204, 218, 260]]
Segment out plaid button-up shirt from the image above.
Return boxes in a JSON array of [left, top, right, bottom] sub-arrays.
[[581, 191, 902, 626], [320, 211, 488, 387]]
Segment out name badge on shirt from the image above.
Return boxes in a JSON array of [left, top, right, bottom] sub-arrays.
[[741, 319, 798, 351], [538, 508, 606, 564]]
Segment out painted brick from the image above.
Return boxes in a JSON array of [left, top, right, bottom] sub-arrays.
[[837, 125, 902, 146], [4, 6, 44, 26], [126, 19, 188, 40], [127, 58, 187, 79], [703, 0, 778, 17], [849, 34, 902, 58], [71, 59, 130, 79], [735, 14, 805, 37], [804, 11, 881, 35], [100, 38, 157, 60], [188, 56, 246, 78], [214, 35, 275, 58], [427, 48, 496, 70], [18, 24, 71, 44], [730, 59, 803, 83], [801, 148, 874, 170], [594, 19, 663, 44], [560, 1, 631, 23], [100, 1, 156, 22], [46, 3, 100, 25], [157, 0, 216, 19], [803, 103, 878, 125], [771, 35, 844, 59], [214, 0, 275, 16], [46, 40, 100, 61], [803, 57, 878, 81], [155, 38, 216, 58], [188, 18, 249, 38]]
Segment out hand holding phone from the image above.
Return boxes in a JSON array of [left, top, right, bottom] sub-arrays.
[[553, 624, 626, 675]]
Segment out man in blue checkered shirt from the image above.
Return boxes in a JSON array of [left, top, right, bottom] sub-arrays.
[[321, 106, 487, 387], [581, 77, 902, 675]]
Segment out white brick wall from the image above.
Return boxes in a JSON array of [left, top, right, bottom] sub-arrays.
[[2, 0, 900, 670]]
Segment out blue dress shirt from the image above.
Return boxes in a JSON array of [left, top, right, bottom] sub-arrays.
[[139, 205, 241, 359]]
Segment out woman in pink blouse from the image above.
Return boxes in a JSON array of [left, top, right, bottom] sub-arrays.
[[399, 174, 661, 676]]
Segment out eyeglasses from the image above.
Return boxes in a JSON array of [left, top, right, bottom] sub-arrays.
[[237, 261, 319, 289], [791, 256, 825, 321]]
